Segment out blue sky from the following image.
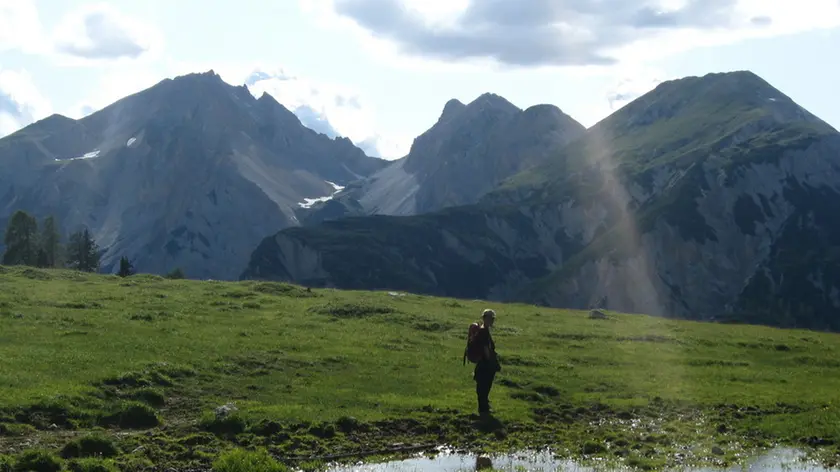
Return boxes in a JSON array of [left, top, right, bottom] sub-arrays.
[[1, 0, 839, 159]]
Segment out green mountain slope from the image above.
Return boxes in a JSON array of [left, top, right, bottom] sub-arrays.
[[492, 70, 835, 204]]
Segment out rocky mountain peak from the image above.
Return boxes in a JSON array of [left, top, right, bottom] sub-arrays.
[[39, 113, 76, 126], [0, 68, 387, 280], [255, 91, 305, 129], [333, 91, 587, 219], [181, 69, 224, 82], [6, 113, 76, 139], [434, 92, 520, 127], [256, 91, 286, 111], [465, 92, 520, 115], [438, 99, 466, 123], [621, 70, 827, 129], [257, 91, 279, 104], [521, 104, 573, 123]]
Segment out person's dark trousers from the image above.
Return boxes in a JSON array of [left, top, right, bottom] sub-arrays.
[[474, 361, 497, 414]]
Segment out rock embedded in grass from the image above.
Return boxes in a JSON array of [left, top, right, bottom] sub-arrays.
[[589, 309, 609, 320]]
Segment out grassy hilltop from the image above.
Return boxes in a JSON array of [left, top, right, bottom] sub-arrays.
[[1, 265, 840, 471]]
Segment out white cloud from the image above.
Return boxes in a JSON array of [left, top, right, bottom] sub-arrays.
[[71, 60, 246, 120], [0, 1, 162, 64], [70, 65, 164, 118], [357, 132, 413, 159], [611, 0, 840, 63], [0, 68, 52, 137], [311, 0, 840, 69], [605, 67, 669, 112], [51, 3, 162, 62], [398, 0, 470, 27], [0, 0, 48, 54], [301, 0, 492, 73]]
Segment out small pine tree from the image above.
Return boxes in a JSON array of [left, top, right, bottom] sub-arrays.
[[66, 230, 83, 271], [2, 210, 39, 266], [39, 215, 63, 268], [36, 247, 50, 269], [66, 228, 101, 273], [118, 256, 135, 277], [166, 267, 185, 280]]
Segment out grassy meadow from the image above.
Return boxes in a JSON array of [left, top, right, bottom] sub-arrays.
[[1, 265, 839, 471]]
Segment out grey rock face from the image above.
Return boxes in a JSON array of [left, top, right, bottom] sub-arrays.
[[247, 133, 840, 330], [0, 70, 387, 279], [537, 135, 840, 320], [299, 92, 587, 222]]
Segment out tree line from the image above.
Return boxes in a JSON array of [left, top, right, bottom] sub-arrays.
[[2, 210, 106, 272], [1, 209, 185, 279]]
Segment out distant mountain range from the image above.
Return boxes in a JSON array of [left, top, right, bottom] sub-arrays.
[[243, 71, 840, 331], [4, 67, 839, 331], [0, 70, 587, 280], [0, 70, 387, 279]]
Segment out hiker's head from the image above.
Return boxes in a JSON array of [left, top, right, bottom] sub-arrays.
[[482, 309, 496, 328]]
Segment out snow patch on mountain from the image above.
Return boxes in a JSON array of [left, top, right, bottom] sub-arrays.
[[56, 149, 101, 162], [298, 180, 346, 209]]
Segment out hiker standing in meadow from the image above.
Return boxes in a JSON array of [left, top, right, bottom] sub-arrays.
[[464, 309, 501, 415]]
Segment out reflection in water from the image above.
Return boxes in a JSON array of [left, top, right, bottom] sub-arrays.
[[323, 447, 838, 472], [474, 456, 492, 470]]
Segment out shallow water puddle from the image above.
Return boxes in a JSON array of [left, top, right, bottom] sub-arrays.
[[323, 447, 838, 472]]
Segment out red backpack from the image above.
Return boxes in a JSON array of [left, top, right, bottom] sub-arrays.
[[463, 322, 483, 365]]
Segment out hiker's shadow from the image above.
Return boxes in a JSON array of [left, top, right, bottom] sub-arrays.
[[471, 414, 504, 434]]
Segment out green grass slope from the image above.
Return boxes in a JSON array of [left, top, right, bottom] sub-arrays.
[[1, 266, 840, 471]]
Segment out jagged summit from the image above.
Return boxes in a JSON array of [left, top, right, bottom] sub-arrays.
[[40, 113, 76, 124], [139, 69, 227, 94], [521, 104, 567, 119], [179, 69, 223, 80], [622, 69, 826, 126], [257, 91, 283, 106], [496, 68, 839, 205], [435, 92, 520, 125], [465, 92, 520, 114], [316, 93, 586, 219], [5, 113, 76, 139], [439, 99, 466, 123], [583, 68, 835, 145]]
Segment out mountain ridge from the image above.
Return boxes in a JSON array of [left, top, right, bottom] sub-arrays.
[[244, 69, 840, 331], [298, 90, 587, 223], [0, 70, 388, 279]]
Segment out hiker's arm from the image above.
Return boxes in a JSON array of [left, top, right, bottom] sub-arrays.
[[477, 330, 492, 360]]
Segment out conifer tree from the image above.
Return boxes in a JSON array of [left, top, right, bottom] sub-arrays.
[[66, 228, 101, 273], [118, 256, 135, 277], [38, 215, 63, 268], [2, 210, 39, 266]]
